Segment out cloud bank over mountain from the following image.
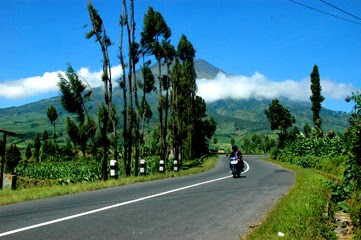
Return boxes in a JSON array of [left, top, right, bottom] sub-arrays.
[[0, 66, 356, 109], [197, 72, 355, 103]]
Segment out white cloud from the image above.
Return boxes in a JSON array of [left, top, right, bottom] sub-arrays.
[[0, 68, 355, 105], [0, 71, 60, 99], [197, 72, 356, 103], [0, 65, 123, 99]]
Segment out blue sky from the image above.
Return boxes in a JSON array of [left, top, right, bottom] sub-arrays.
[[0, 0, 360, 112]]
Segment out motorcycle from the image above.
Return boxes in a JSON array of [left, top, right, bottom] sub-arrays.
[[229, 156, 241, 178]]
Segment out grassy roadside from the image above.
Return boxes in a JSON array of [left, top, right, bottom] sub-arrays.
[[0, 156, 219, 205], [243, 159, 336, 240]]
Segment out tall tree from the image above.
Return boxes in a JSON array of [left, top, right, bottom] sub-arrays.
[[119, 0, 141, 176], [177, 34, 196, 160], [141, 6, 171, 162], [265, 99, 295, 147], [123, 0, 135, 176], [346, 91, 361, 187], [119, 0, 129, 175], [6, 144, 21, 174], [191, 96, 217, 157], [128, 0, 142, 176], [139, 63, 155, 157], [310, 65, 325, 135], [160, 39, 176, 162], [25, 143, 32, 160], [46, 105, 58, 143], [33, 133, 41, 162], [170, 59, 182, 163], [58, 65, 95, 159], [86, 3, 116, 180]]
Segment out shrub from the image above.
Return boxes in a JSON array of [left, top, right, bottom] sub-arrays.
[[6, 144, 22, 174], [349, 190, 361, 228]]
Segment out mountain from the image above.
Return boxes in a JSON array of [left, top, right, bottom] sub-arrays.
[[207, 97, 349, 142], [194, 59, 226, 79], [0, 59, 350, 148], [146, 58, 224, 79]]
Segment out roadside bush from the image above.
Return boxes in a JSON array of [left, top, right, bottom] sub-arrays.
[[296, 156, 319, 169], [6, 144, 22, 174], [278, 155, 346, 180], [279, 134, 347, 159], [349, 190, 361, 228]]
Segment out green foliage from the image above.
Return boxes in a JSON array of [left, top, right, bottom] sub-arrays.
[[42, 130, 48, 141], [246, 162, 336, 240], [304, 123, 311, 138], [192, 115, 217, 157], [274, 127, 355, 214], [58, 140, 75, 161], [177, 34, 196, 61], [239, 134, 276, 154], [25, 144, 32, 160], [278, 134, 347, 159], [141, 6, 171, 55], [58, 64, 90, 125], [33, 133, 41, 162], [272, 89, 361, 236], [350, 190, 361, 228], [41, 140, 57, 162], [323, 179, 350, 212], [47, 104, 58, 142], [66, 116, 80, 148], [6, 144, 22, 174], [265, 99, 295, 147], [16, 160, 102, 183], [310, 65, 325, 131], [47, 104, 58, 124]]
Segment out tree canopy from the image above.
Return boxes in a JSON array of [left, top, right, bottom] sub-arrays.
[[265, 99, 295, 146], [310, 65, 325, 133]]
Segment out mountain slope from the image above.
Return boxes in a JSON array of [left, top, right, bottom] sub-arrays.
[[0, 59, 350, 147], [207, 97, 349, 139]]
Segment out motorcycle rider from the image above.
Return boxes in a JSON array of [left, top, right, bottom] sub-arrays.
[[229, 145, 244, 173]]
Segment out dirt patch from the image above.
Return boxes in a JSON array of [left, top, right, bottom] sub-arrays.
[[16, 176, 57, 189], [334, 211, 354, 240]]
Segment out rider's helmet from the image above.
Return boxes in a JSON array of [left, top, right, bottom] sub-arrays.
[[232, 145, 238, 152]]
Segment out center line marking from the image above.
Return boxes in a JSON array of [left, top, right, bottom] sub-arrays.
[[0, 160, 249, 237]]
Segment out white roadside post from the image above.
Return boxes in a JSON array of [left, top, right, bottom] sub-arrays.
[[110, 160, 119, 179], [173, 160, 178, 172], [140, 159, 146, 176], [159, 160, 165, 173]]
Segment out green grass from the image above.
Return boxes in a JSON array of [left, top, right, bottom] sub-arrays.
[[0, 156, 218, 205], [243, 159, 336, 240]]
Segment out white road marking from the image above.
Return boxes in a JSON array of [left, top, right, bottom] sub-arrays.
[[242, 161, 250, 174], [0, 160, 250, 237]]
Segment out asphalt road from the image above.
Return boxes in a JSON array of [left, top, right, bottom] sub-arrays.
[[0, 156, 295, 240]]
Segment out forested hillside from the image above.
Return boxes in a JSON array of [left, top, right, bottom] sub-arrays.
[[0, 61, 349, 150]]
